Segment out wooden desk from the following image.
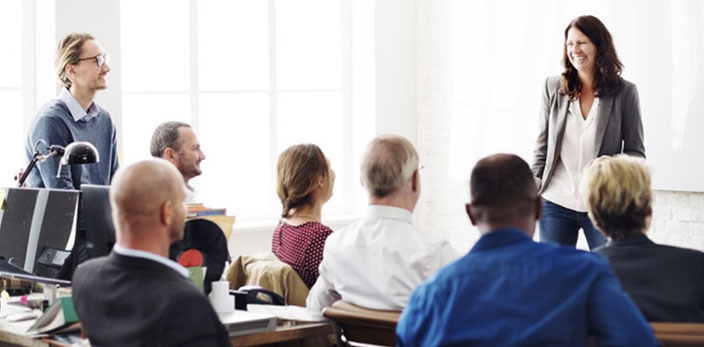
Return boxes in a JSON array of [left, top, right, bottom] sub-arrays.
[[230, 320, 335, 346], [0, 319, 334, 347], [0, 329, 48, 347]]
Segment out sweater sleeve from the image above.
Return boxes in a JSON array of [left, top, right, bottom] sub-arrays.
[[110, 123, 120, 181], [27, 113, 77, 189]]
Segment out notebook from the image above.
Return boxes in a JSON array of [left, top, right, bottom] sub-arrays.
[[218, 310, 277, 337]]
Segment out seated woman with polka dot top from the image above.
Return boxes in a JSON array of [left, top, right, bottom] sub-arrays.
[[272, 144, 335, 288]]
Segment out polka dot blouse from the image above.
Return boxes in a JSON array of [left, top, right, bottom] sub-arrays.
[[272, 221, 333, 288]]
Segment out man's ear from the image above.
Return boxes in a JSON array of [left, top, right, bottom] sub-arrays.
[[411, 170, 419, 192], [466, 203, 478, 226], [160, 200, 173, 226], [163, 147, 177, 161], [535, 197, 542, 221], [65, 65, 77, 81]]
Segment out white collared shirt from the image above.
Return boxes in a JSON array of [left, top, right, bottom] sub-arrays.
[[112, 244, 190, 278], [543, 97, 600, 212], [306, 205, 459, 316], [185, 184, 197, 203], [59, 87, 100, 122]]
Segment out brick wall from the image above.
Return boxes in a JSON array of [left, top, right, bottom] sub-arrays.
[[414, 0, 704, 254]]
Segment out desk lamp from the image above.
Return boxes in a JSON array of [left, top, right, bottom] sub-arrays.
[[18, 141, 100, 186]]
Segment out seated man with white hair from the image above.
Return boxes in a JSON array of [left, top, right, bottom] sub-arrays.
[[306, 134, 458, 316]]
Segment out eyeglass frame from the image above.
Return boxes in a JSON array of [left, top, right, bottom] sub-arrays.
[[77, 53, 109, 68]]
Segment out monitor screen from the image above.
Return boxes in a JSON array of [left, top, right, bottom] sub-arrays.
[[81, 184, 115, 260], [0, 187, 79, 277]]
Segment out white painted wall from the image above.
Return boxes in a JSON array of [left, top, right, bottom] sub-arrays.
[[48, 0, 704, 258], [373, 0, 417, 143], [415, 0, 704, 254], [54, 0, 123, 155]]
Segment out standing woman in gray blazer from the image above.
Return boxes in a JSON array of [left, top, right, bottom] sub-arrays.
[[531, 15, 645, 249]]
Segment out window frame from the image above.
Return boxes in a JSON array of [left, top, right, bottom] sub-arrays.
[[120, 0, 357, 226]]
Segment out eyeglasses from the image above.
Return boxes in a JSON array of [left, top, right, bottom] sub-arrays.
[[77, 53, 109, 67]]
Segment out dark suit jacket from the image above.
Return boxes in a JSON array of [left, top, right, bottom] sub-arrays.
[[595, 234, 704, 322], [531, 75, 646, 194], [72, 252, 230, 347]]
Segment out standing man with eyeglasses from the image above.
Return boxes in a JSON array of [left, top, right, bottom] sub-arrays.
[[25, 32, 119, 190], [25, 33, 119, 279]]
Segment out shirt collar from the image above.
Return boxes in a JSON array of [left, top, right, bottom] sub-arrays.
[[471, 228, 533, 252], [365, 205, 413, 224], [59, 87, 99, 122], [184, 184, 197, 203], [606, 233, 654, 247], [113, 244, 189, 278]]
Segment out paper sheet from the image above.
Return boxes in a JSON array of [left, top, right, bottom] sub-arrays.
[[246, 304, 327, 322]]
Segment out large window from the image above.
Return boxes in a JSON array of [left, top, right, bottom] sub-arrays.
[[448, 0, 704, 191], [0, 0, 55, 187], [0, 1, 25, 186], [120, 0, 355, 224]]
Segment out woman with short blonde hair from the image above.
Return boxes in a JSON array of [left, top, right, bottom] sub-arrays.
[[581, 155, 652, 240], [582, 155, 704, 322]]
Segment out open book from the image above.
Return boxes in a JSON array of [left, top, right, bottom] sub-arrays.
[[26, 297, 78, 335]]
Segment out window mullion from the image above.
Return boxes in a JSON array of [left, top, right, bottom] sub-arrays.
[[268, 0, 278, 214], [189, 0, 199, 130]]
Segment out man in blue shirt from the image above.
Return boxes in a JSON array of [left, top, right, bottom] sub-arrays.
[[396, 154, 657, 346]]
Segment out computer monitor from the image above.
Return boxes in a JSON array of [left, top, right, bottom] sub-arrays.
[[81, 184, 115, 260], [0, 187, 79, 276]]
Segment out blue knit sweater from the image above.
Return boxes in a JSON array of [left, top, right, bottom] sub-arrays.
[[25, 99, 119, 190]]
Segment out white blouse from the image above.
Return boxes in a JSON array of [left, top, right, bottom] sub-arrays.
[[542, 97, 600, 212]]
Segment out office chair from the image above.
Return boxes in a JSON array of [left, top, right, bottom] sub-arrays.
[[226, 251, 309, 307], [651, 322, 704, 346], [170, 219, 230, 294], [322, 300, 401, 347]]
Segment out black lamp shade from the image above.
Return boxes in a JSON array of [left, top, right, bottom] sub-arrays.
[[61, 142, 100, 165]]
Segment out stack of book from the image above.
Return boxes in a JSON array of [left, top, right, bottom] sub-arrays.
[[186, 204, 235, 240]]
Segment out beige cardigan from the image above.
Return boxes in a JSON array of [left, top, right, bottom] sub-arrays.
[[226, 251, 309, 307]]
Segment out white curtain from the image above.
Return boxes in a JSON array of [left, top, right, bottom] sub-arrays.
[[449, 0, 704, 192]]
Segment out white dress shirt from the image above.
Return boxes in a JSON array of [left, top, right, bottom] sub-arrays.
[[306, 205, 458, 316], [185, 184, 197, 203], [542, 97, 600, 212], [112, 244, 189, 278]]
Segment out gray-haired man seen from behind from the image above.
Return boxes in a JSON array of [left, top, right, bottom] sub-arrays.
[[306, 134, 458, 317]]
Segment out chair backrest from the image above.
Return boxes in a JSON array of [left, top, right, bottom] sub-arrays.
[[322, 300, 401, 347], [651, 322, 704, 346], [170, 219, 230, 294], [81, 184, 115, 260], [226, 251, 309, 306]]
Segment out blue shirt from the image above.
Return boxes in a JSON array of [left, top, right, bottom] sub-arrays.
[[25, 90, 119, 190], [396, 228, 658, 347], [59, 87, 100, 122]]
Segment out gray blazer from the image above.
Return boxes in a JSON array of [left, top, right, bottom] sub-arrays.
[[531, 75, 645, 195]]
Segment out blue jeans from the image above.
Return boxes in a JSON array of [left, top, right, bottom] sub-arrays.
[[539, 200, 607, 250]]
